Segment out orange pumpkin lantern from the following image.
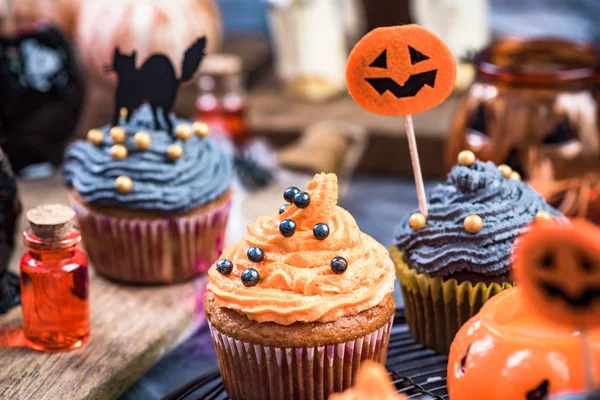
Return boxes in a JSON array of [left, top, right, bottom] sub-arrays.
[[448, 288, 600, 400], [346, 24, 456, 116], [75, 0, 221, 84]]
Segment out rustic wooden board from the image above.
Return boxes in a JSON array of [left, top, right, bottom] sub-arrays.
[[0, 175, 201, 400]]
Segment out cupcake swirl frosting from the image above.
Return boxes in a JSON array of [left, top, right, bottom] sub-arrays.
[[207, 173, 396, 325], [63, 105, 232, 213], [395, 161, 562, 277]]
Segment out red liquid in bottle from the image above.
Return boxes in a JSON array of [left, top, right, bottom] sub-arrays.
[[20, 229, 90, 351]]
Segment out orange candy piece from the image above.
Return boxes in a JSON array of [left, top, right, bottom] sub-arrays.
[[513, 218, 600, 330], [346, 24, 456, 116]]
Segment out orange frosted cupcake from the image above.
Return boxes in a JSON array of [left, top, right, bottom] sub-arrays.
[[204, 173, 396, 400]]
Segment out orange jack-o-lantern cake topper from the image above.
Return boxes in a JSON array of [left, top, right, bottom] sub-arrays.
[[514, 219, 600, 330], [346, 24, 456, 117]]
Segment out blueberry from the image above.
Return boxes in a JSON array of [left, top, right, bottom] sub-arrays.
[[279, 204, 289, 215], [247, 246, 265, 263], [293, 192, 310, 208], [284, 186, 300, 203], [279, 219, 296, 237], [331, 256, 348, 274], [313, 223, 330, 240], [241, 268, 260, 287], [216, 259, 233, 275]]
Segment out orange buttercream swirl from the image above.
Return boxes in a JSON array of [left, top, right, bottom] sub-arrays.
[[207, 173, 396, 325]]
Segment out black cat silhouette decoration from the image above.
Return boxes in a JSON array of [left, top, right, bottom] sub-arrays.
[[104, 37, 207, 132]]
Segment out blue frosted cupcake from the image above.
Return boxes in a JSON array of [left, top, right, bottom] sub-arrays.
[[391, 153, 562, 353], [64, 105, 233, 284]]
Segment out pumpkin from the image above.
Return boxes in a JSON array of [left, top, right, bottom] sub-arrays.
[[75, 0, 221, 84], [345, 24, 456, 116], [448, 287, 600, 400], [514, 218, 600, 330]]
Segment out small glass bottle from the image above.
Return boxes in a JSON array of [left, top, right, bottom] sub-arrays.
[[20, 204, 89, 351], [195, 54, 248, 145]]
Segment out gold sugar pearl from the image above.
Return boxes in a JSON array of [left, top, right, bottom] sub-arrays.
[[175, 124, 192, 141], [134, 131, 152, 150], [193, 122, 209, 138], [115, 175, 133, 193], [498, 164, 513, 179], [110, 126, 126, 143], [167, 144, 184, 160], [87, 129, 103, 146], [535, 211, 552, 223], [457, 150, 476, 167], [120, 107, 128, 119], [510, 171, 521, 181], [464, 214, 483, 234], [110, 144, 128, 160], [409, 212, 427, 230]]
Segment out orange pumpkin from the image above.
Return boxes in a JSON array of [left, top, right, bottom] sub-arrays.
[[75, 0, 221, 83], [514, 219, 600, 331], [448, 288, 600, 400], [346, 24, 456, 116]]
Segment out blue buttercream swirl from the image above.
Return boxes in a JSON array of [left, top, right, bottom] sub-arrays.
[[394, 161, 562, 277], [64, 105, 233, 214]]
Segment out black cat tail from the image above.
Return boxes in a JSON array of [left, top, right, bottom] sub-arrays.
[[179, 36, 207, 83]]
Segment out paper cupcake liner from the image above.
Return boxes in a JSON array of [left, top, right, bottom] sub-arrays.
[[209, 316, 394, 400], [69, 194, 231, 284], [391, 246, 513, 354]]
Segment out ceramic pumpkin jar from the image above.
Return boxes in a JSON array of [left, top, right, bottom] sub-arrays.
[[448, 287, 600, 400], [75, 0, 222, 84]]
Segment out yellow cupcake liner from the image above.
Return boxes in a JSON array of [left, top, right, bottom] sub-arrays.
[[390, 246, 513, 354]]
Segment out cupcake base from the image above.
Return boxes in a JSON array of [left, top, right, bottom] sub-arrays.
[[391, 246, 513, 354], [69, 189, 232, 284], [204, 293, 395, 400]]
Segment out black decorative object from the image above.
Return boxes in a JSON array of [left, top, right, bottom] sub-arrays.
[[0, 25, 84, 174], [0, 148, 22, 314], [279, 204, 289, 215], [216, 259, 233, 275], [330, 256, 348, 274], [279, 219, 296, 238], [106, 37, 206, 132], [247, 246, 264, 263], [283, 186, 300, 203], [241, 268, 260, 287], [293, 192, 310, 209], [313, 223, 330, 240], [161, 309, 447, 400]]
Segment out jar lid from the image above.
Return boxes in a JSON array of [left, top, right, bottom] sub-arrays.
[[200, 53, 243, 77]]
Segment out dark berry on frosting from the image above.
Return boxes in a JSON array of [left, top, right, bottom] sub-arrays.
[[279, 204, 289, 215], [279, 219, 296, 237], [241, 268, 260, 287], [216, 259, 233, 275], [293, 192, 310, 208], [247, 246, 265, 263], [313, 223, 330, 240], [331, 256, 348, 274], [284, 186, 300, 203]]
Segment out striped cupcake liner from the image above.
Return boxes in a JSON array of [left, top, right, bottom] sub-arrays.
[[69, 194, 231, 284], [208, 316, 394, 400]]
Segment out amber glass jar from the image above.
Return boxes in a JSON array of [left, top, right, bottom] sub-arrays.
[[447, 38, 600, 221]]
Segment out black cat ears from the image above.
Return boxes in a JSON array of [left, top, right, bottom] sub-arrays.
[[105, 36, 207, 130]]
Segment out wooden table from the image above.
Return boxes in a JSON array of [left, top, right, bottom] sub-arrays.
[[0, 176, 202, 400]]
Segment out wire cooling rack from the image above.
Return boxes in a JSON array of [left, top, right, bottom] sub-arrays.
[[162, 309, 449, 400]]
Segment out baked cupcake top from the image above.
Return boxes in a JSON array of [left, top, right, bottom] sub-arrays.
[[394, 159, 562, 277], [207, 173, 396, 325], [329, 361, 406, 400], [63, 105, 232, 213]]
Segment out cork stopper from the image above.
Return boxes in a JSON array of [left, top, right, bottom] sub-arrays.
[[26, 204, 76, 240]]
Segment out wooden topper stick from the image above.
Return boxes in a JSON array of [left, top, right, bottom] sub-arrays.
[[404, 114, 428, 217], [582, 329, 595, 391]]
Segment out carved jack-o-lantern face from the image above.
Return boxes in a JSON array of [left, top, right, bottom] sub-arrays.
[[448, 288, 600, 400], [346, 24, 456, 116], [514, 219, 600, 330]]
